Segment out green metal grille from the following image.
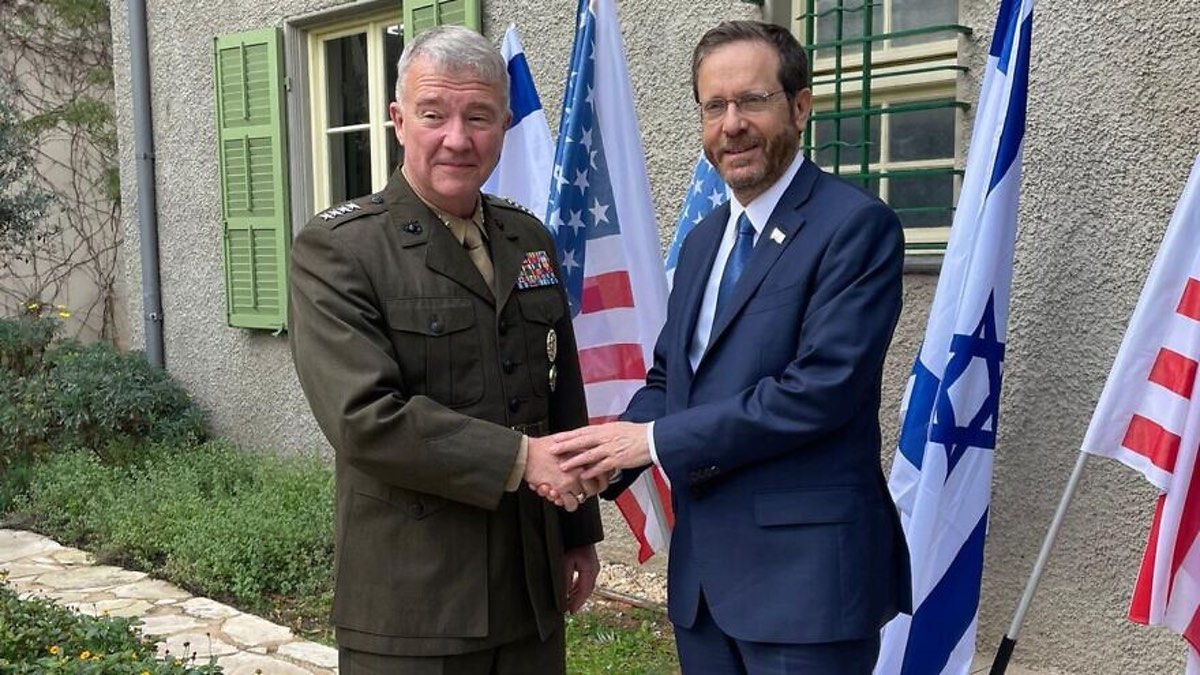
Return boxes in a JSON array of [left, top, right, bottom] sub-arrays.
[[799, 0, 972, 240]]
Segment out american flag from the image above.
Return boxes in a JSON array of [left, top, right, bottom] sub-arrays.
[[877, 0, 1033, 672], [547, 0, 673, 562], [666, 156, 727, 289], [1081, 152, 1200, 673]]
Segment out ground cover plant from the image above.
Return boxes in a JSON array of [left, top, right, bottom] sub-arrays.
[[0, 313, 679, 670], [10, 442, 336, 642], [0, 576, 221, 673]]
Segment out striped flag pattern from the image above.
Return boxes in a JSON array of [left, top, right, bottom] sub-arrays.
[[547, 0, 673, 562], [482, 24, 553, 220], [876, 1, 1033, 673], [1081, 153, 1200, 673], [666, 155, 727, 289]]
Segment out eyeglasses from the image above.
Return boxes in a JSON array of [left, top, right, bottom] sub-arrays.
[[698, 91, 784, 122]]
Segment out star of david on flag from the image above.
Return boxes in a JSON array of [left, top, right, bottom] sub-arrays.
[[875, 1, 1033, 673], [546, 0, 673, 562]]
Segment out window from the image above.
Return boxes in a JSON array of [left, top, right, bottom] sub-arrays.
[[307, 13, 404, 211], [794, 0, 970, 253]]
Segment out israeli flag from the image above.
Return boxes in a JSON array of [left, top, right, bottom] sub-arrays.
[[875, 1, 1033, 673], [482, 24, 553, 223]]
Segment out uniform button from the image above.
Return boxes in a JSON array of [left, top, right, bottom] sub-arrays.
[[430, 316, 443, 335], [502, 359, 515, 374], [508, 397, 522, 413], [498, 319, 509, 335], [409, 503, 425, 517]]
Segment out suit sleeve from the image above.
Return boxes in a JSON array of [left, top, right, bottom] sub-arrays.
[[653, 201, 904, 485], [289, 224, 522, 511]]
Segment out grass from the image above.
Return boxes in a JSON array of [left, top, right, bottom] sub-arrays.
[[567, 598, 679, 674], [2, 441, 681, 672]]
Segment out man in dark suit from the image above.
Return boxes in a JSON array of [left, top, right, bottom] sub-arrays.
[[289, 25, 603, 675], [550, 20, 910, 674]]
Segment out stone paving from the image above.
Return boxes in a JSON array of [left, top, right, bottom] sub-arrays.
[[0, 529, 338, 674]]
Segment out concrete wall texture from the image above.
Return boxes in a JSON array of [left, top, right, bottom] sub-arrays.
[[109, 0, 1200, 672]]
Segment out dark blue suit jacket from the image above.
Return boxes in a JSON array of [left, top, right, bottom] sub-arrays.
[[610, 160, 911, 644]]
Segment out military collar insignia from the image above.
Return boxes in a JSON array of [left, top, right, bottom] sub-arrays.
[[318, 202, 362, 221], [485, 194, 537, 220]]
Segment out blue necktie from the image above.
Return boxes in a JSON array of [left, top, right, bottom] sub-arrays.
[[714, 213, 756, 323]]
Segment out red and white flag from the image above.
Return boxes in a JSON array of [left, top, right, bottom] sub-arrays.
[[547, 0, 673, 561], [1082, 152, 1200, 672]]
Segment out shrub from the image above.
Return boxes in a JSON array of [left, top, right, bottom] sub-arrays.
[[44, 340, 207, 454], [15, 442, 335, 609], [0, 577, 221, 673], [0, 315, 207, 485]]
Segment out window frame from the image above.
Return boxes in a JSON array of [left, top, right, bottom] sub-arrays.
[[792, 0, 971, 255], [283, 0, 401, 233], [307, 11, 401, 212]]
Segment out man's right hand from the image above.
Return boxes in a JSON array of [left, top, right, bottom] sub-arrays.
[[525, 436, 587, 512]]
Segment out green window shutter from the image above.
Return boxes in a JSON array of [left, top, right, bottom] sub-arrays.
[[214, 27, 291, 331], [404, 0, 482, 42]]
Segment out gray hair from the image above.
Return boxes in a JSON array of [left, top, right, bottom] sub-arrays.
[[394, 26, 508, 109]]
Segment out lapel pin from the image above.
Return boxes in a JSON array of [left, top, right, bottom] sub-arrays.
[[769, 227, 786, 244]]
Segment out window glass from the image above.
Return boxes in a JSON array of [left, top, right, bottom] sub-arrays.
[[325, 33, 369, 127], [888, 105, 955, 162], [891, 0, 958, 47], [814, 114, 881, 167], [383, 24, 403, 113], [329, 129, 371, 203], [814, 0, 883, 59], [887, 173, 954, 228]]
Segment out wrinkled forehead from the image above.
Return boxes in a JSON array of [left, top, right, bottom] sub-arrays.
[[403, 59, 507, 105]]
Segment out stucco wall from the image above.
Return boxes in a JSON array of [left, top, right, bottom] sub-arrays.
[[111, 0, 1200, 672], [976, 1, 1200, 672]]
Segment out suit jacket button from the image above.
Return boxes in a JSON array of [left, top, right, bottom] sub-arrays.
[[502, 358, 515, 374], [508, 397, 522, 413]]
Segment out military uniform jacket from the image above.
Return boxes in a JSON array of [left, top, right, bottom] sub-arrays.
[[289, 169, 602, 656]]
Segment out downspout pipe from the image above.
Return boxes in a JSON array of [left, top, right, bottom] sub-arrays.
[[761, 0, 793, 28], [127, 0, 165, 368]]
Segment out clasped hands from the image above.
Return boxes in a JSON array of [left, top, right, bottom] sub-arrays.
[[523, 422, 651, 512]]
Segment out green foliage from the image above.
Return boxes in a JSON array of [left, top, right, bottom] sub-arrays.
[[15, 442, 335, 609], [0, 577, 221, 673], [44, 340, 208, 454], [0, 85, 55, 256], [566, 603, 679, 673], [0, 315, 208, 485]]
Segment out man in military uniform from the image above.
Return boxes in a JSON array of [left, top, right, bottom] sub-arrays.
[[288, 25, 604, 674]]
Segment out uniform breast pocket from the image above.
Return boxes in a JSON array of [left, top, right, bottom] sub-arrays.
[[385, 297, 484, 407], [516, 291, 565, 397]]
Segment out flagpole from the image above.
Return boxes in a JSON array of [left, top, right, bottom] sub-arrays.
[[989, 451, 1091, 675]]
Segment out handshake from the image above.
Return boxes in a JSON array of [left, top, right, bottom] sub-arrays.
[[522, 421, 651, 512]]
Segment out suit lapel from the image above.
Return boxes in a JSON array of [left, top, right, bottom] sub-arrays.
[[705, 161, 820, 353], [678, 203, 729, 365]]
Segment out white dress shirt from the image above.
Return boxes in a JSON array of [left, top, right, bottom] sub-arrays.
[[647, 149, 807, 467]]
